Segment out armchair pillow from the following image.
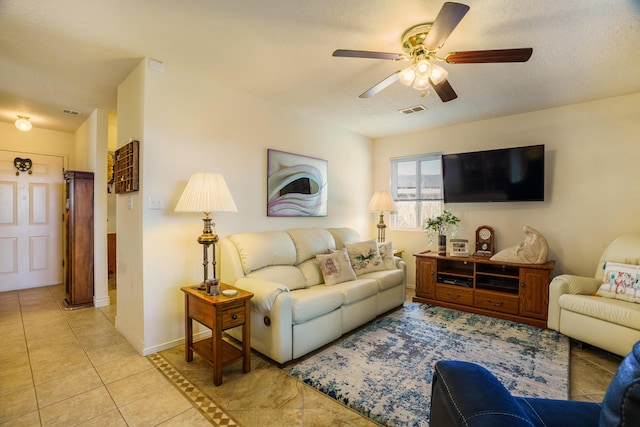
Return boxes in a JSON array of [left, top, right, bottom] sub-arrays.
[[596, 262, 640, 303]]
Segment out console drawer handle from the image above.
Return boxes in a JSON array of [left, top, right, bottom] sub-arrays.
[[487, 300, 504, 307], [446, 292, 460, 300], [232, 314, 238, 320]]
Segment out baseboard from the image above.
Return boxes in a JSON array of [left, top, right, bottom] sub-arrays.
[[115, 317, 145, 354], [93, 294, 110, 307], [141, 330, 213, 356]]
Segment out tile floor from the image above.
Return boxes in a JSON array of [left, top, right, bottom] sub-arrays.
[[0, 285, 622, 426]]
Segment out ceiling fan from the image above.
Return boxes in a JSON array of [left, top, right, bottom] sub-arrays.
[[333, 2, 533, 102]]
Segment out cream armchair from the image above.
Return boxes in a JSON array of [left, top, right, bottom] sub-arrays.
[[548, 235, 640, 356]]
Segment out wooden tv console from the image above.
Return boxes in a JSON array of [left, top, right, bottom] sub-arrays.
[[413, 252, 555, 328]]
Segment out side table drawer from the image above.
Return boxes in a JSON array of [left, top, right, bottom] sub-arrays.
[[436, 284, 473, 306], [475, 290, 519, 315], [222, 304, 245, 329]]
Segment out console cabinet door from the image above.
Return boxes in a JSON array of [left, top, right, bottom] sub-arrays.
[[416, 257, 436, 299], [519, 267, 549, 319]]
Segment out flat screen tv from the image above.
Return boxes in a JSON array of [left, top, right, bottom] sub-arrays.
[[442, 144, 545, 203]]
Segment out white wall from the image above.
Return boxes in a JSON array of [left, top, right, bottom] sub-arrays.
[[115, 60, 146, 352], [0, 122, 74, 166], [117, 59, 373, 354], [374, 92, 640, 286]]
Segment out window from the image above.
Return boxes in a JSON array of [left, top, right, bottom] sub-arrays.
[[390, 153, 443, 229]]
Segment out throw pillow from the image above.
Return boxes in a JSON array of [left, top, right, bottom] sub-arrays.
[[316, 248, 357, 286], [596, 261, 640, 303], [378, 241, 396, 270], [344, 240, 386, 275]]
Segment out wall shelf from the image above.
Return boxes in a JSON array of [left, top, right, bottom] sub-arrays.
[[114, 139, 139, 194]]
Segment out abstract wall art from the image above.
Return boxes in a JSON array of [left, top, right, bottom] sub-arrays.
[[267, 149, 328, 217]]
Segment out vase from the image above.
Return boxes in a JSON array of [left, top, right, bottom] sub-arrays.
[[438, 234, 447, 255]]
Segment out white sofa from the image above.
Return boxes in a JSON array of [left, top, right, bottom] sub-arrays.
[[548, 235, 640, 356], [219, 227, 406, 364]]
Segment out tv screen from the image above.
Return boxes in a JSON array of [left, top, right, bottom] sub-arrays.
[[442, 144, 545, 203]]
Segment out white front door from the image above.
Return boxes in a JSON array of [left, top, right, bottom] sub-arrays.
[[0, 150, 64, 291]]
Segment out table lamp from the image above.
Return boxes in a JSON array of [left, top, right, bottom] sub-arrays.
[[175, 173, 237, 294], [368, 191, 397, 243]]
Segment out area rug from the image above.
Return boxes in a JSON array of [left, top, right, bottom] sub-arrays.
[[287, 303, 569, 426]]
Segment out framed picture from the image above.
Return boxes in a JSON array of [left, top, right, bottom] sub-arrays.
[[450, 239, 470, 257], [267, 149, 328, 217]]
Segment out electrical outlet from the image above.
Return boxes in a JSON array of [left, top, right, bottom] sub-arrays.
[[149, 196, 164, 210]]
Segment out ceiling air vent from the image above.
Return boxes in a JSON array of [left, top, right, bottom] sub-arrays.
[[63, 109, 81, 116], [399, 105, 427, 115]]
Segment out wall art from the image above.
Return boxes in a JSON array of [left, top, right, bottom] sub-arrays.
[[267, 149, 327, 217]]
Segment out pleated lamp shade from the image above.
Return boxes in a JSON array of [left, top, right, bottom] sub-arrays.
[[368, 191, 397, 213], [175, 173, 238, 214]]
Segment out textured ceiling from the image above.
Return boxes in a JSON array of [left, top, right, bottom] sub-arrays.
[[1, 0, 640, 138]]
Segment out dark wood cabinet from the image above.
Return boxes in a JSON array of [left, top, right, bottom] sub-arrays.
[[415, 257, 436, 299], [413, 252, 555, 328], [63, 171, 94, 309]]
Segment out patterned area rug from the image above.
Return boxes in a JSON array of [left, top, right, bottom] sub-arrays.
[[287, 303, 569, 426]]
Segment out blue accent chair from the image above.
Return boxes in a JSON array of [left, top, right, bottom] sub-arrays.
[[430, 341, 640, 427]]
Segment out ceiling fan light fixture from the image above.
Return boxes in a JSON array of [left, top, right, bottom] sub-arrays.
[[430, 63, 448, 85], [398, 65, 416, 86], [414, 59, 433, 79], [15, 116, 32, 132], [413, 76, 430, 91]]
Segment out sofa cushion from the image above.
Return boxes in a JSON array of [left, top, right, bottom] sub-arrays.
[[559, 294, 640, 330], [287, 228, 336, 264], [231, 231, 296, 274], [316, 248, 357, 286], [330, 278, 378, 304], [359, 269, 405, 291], [378, 241, 396, 270], [344, 240, 386, 275], [298, 258, 323, 287], [327, 227, 361, 249], [600, 341, 640, 427], [290, 286, 343, 324], [246, 265, 306, 291]]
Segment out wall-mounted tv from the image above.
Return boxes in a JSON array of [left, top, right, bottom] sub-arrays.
[[442, 144, 545, 203]]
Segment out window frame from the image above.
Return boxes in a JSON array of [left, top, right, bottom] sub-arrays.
[[389, 153, 444, 230]]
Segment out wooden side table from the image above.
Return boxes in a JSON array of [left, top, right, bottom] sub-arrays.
[[181, 284, 253, 385]]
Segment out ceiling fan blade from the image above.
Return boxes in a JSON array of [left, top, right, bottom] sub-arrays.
[[445, 48, 533, 63], [333, 49, 404, 61], [359, 71, 401, 98], [423, 2, 470, 51], [431, 78, 458, 102]]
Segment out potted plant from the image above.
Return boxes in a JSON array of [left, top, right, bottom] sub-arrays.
[[424, 209, 460, 255]]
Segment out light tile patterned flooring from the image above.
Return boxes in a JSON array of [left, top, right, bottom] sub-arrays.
[[0, 285, 622, 426]]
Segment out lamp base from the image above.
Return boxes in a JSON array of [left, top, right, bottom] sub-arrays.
[[377, 213, 387, 243]]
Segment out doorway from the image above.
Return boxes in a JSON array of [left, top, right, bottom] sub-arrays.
[[0, 150, 64, 291]]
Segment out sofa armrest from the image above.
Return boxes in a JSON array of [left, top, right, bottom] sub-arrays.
[[548, 274, 601, 330], [431, 361, 532, 427], [431, 361, 601, 427], [234, 277, 290, 312], [395, 257, 407, 285]]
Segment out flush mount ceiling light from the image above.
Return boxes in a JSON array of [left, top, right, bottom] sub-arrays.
[[15, 116, 32, 132]]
